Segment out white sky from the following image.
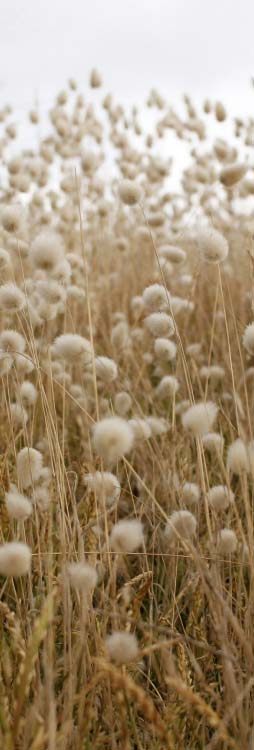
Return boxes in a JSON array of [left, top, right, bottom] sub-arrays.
[[1, 0, 254, 117]]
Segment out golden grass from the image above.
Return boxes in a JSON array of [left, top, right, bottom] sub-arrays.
[[0, 76, 254, 749]]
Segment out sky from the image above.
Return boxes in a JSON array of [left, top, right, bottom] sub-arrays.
[[1, 0, 254, 118]]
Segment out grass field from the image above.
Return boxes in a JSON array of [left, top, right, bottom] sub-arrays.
[[0, 74, 254, 749]]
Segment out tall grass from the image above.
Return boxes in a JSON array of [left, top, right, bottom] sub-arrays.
[[0, 75, 254, 749]]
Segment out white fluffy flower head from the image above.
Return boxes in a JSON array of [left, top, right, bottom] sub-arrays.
[[30, 231, 64, 272], [93, 416, 133, 465], [243, 323, 254, 356], [105, 631, 138, 664], [217, 528, 237, 554], [182, 401, 218, 436], [119, 180, 141, 205], [165, 510, 197, 543], [67, 562, 98, 593], [17, 447, 43, 489], [110, 519, 144, 553], [84, 471, 121, 507], [208, 485, 234, 512], [144, 312, 175, 337], [197, 227, 228, 263], [52, 333, 92, 363], [0, 542, 32, 576], [5, 487, 33, 520]]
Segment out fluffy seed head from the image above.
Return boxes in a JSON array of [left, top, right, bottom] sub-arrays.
[[95, 356, 118, 383], [111, 321, 130, 350], [1, 204, 23, 233], [200, 365, 225, 383], [197, 227, 228, 263], [17, 447, 43, 489], [154, 338, 177, 362], [0, 283, 26, 312], [146, 416, 169, 436], [15, 353, 34, 375], [0, 329, 25, 355], [90, 68, 102, 88], [30, 231, 64, 272], [84, 471, 121, 506], [215, 101, 226, 122], [202, 432, 224, 454], [156, 375, 179, 399], [33, 486, 50, 511], [105, 631, 138, 664], [165, 510, 197, 543], [207, 485, 234, 511], [144, 312, 175, 337], [92, 416, 133, 464], [110, 519, 144, 553], [130, 416, 152, 442], [182, 482, 200, 506], [243, 323, 254, 355], [19, 381, 37, 406], [217, 528, 237, 554], [114, 391, 132, 416], [159, 244, 186, 264], [119, 180, 141, 205], [0, 351, 13, 376], [10, 402, 28, 428], [5, 487, 33, 520], [220, 162, 247, 187], [227, 438, 249, 475], [131, 295, 144, 317], [52, 333, 92, 363], [0, 542, 32, 576], [67, 562, 98, 593], [142, 284, 169, 311], [182, 401, 218, 436], [36, 279, 66, 305]]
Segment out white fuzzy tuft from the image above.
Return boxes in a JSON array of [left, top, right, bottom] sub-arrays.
[[95, 356, 118, 383], [156, 375, 179, 399], [5, 486, 33, 520], [165, 510, 197, 543], [182, 401, 218, 436], [93, 416, 133, 465], [30, 231, 64, 272], [207, 485, 234, 512], [52, 333, 92, 363], [84, 471, 121, 507], [0, 283, 26, 312], [182, 482, 200, 506], [144, 312, 175, 337], [202, 432, 224, 455], [154, 338, 177, 362], [114, 391, 132, 416], [67, 562, 98, 593], [119, 180, 141, 205], [243, 323, 254, 356], [129, 418, 151, 442], [217, 528, 237, 554], [110, 519, 144, 553], [0, 542, 32, 576], [17, 447, 43, 489], [227, 439, 249, 475], [105, 631, 138, 664], [197, 227, 228, 263], [142, 284, 169, 311]]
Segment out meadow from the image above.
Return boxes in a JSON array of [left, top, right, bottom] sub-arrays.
[[0, 70, 254, 749]]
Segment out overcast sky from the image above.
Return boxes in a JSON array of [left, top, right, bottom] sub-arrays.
[[1, 0, 254, 118]]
